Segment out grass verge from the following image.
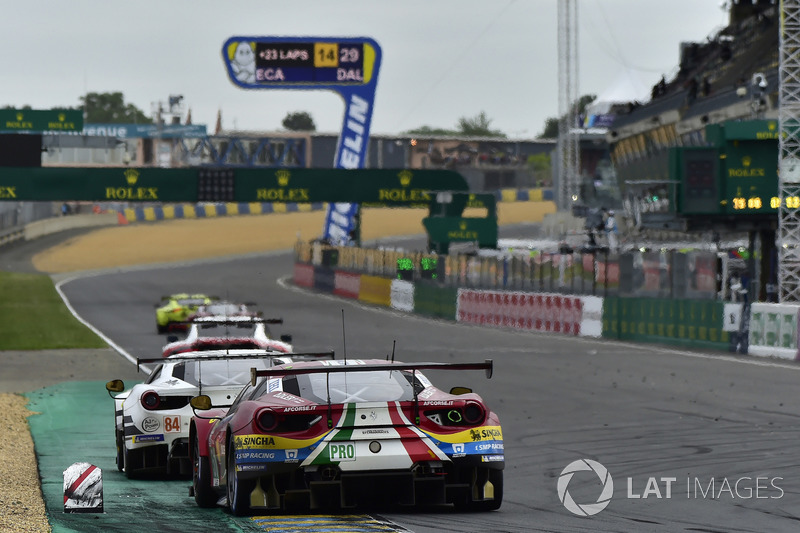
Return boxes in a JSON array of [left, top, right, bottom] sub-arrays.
[[0, 271, 106, 350]]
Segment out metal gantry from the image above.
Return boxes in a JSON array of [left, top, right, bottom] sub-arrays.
[[557, 0, 580, 209], [778, 0, 800, 302]]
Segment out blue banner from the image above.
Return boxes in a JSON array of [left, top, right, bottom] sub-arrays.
[[81, 123, 207, 139]]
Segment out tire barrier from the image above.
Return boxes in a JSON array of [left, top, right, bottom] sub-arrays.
[[294, 259, 796, 356], [456, 289, 601, 337]]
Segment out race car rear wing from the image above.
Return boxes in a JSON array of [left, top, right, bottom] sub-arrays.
[[192, 316, 283, 327], [137, 350, 335, 372], [249, 360, 493, 428], [249, 360, 493, 386]]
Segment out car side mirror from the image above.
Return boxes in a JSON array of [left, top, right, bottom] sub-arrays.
[[190, 395, 212, 410], [106, 379, 124, 396], [449, 386, 473, 395], [280, 334, 292, 343], [166, 335, 178, 343]]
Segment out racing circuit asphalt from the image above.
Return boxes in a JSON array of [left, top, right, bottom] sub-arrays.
[[6, 230, 800, 532]]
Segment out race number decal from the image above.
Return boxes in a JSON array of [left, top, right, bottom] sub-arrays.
[[163, 416, 181, 433]]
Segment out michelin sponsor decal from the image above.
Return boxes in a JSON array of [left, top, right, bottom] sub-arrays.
[[132, 434, 164, 443]]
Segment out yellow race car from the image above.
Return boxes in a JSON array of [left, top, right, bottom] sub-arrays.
[[154, 293, 218, 333]]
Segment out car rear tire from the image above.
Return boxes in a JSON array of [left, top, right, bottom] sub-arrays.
[[157, 322, 167, 334], [124, 446, 142, 479], [115, 431, 125, 472], [226, 436, 253, 516], [193, 436, 217, 508]]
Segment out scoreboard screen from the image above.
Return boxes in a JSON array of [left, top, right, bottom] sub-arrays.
[[223, 37, 378, 88]]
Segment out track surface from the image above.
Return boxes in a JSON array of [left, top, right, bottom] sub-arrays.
[[27, 240, 799, 532]]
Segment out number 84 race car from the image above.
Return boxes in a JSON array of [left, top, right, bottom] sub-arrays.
[[105, 349, 333, 479], [189, 358, 503, 514]]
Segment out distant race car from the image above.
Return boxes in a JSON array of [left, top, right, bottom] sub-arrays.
[[189, 358, 502, 514], [186, 301, 261, 323], [105, 349, 334, 479], [155, 293, 218, 333], [161, 316, 293, 358]]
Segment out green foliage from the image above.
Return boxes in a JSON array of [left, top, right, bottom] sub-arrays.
[[527, 153, 552, 185], [81, 92, 152, 124], [404, 125, 459, 136], [0, 272, 107, 350], [457, 111, 506, 138], [406, 111, 506, 138], [540, 118, 559, 139], [282, 111, 316, 131], [538, 94, 597, 138]]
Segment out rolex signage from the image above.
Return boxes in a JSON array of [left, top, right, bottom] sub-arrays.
[[0, 109, 83, 133], [0, 167, 468, 204]]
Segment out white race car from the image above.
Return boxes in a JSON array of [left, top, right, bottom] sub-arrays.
[[105, 349, 333, 478]]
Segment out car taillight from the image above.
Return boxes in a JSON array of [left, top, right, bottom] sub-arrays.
[[462, 401, 485, 425], [141, 390, 161, 410], [255, 408, 278, 432]]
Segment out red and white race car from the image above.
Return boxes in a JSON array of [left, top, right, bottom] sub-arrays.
[[162, 316, 293, 358], [189, 358, 503, 514]]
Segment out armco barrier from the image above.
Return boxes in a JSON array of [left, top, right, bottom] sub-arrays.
[[748, 303, 799, 360], [358, 275, 392, 307], [603, 297, 729, 351], [24, 213, 119, 240], [413, 283, 458, 320]]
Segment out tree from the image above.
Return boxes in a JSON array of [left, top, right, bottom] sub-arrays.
[[81, 92, 151, 123], [282, 111, 316, 131], [406, 112, 506, 138], [404, 125, 458, 136], [527, 153, 552, 186], [457, 111, 506, 138], [538, 94, 597, 138]]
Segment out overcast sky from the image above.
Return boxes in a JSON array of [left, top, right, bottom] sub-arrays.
[[4, 1, 729, 137]]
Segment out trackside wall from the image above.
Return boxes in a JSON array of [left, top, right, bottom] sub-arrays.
[[293, 250, 800, 359]]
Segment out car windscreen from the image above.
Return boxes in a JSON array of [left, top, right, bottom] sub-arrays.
[[178, 298, 207, 306], [181, 359, 273, 387], [200, 303, 243, 315], [275, 370, 426, 404], [198, 324, 257, 337]]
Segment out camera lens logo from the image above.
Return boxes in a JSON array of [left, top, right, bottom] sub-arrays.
[[557, 459, 614, 516]]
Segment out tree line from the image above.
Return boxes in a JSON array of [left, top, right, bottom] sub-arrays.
[[5, 91, 597, 139]]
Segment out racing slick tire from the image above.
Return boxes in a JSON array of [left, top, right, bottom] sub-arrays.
[[115, 431, 125, 472], [455, 469, 503, 512], [156, 322, 167, 334], [192, 436, 217, 508], [226, 435, 254, 516]]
